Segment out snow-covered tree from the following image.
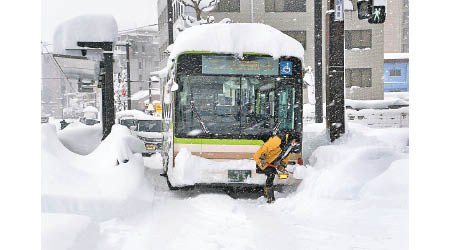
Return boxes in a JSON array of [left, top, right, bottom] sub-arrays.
[[178, 0, 220, 21]]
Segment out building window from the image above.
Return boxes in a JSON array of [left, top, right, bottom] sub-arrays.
[[212, 0, 240, 12], [142, 45, 145, 52], [139, 62, 142, 69], [345, 68, 372, 88], [139, 74, 142, 81], [282, 31, 307, 49], [389, 69, 402, 77], [265, 0, 306, 12], [403, 28, 409, 40], [345, 30, 372, 49], [402, 44, 409, 53], [403, 12, 409, 24]]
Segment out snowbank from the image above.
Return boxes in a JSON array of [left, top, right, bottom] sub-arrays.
[[57, 123, 102, 155], [42, 123, 150, 219], [42, 213, 100, 250], [169, 23, 304, 61], [169, 148, 265, 186], [53, 14, 118, 56], [346, 97, 408, 109], [272, 123, 409, 249]]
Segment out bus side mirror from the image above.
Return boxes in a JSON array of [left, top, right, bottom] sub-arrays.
[[130, 126, 137, 131], [168, 78, 179, 92]]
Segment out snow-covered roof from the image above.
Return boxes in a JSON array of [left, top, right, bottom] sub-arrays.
[[384, 53, 409, 60], [130, 89, 160, 101], [53, 15, 118, 56], [83, 106, 98, 113], [169, 23, 305, 62]]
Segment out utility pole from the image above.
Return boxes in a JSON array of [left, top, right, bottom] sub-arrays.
[[314, 0, 323, 123], [167, 0, 174, 45], [326, 0, 345, 142], [126, 42, 132, 109], [148, 79, 152, 112], [77, 42, 115, 140]]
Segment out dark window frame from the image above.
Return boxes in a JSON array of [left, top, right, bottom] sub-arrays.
[[345, 30, 372, 49], [265, 0, 307, 12], [389, 69, 402, 77], [345, 68, 372, 88], [211, 0, 240, 12], [282, 30, 307, 50]]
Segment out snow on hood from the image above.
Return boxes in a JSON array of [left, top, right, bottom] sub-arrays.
[[169, 23, 305, 61], [115, 110, 153, 122], [53, 14, 118, 56], [83, 106, 98, 113]]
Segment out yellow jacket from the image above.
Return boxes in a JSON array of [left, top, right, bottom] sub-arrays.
[[254, 134, 291, 170]]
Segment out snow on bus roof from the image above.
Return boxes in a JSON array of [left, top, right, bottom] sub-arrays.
[[169, 23, 305, 62]]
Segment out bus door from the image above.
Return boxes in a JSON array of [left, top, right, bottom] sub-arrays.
[[277, 85, 296, 130]]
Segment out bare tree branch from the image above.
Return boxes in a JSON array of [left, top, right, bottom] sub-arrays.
[[200, 0, 219, 11]]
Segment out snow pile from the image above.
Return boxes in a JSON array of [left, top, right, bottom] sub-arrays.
[[169, 148, 266, 186], [57, 123, 102, 155], [42, 123, 149, 219], [273, 123, 409, 249], [346, 97, 408, 109], [169, 23, 305, 61], [42, 213, 100, 250], [297, 124, 408, 200], [53, 14, 118, 56]]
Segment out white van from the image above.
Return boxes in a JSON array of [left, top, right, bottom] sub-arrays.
[[131, 117, 164, 156]]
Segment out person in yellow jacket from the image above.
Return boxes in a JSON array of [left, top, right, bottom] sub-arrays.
[[254, 130, 301, 203]]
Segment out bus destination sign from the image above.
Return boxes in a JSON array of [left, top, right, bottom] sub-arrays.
[[202, 55, 279, 75]]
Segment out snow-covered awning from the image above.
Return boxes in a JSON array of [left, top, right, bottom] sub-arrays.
[[384, 53, 409, 60], [169, 23, 305, 62]]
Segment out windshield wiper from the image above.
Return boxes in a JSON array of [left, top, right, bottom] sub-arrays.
[[189, 101, 210, 134]]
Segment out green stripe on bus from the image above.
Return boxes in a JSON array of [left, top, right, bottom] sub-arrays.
[[177, 51, 271, 57], [174, 137, 264, 146]]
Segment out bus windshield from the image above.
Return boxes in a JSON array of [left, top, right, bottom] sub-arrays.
[[175, 75, 299, 139], [137, 120, 162, 132]]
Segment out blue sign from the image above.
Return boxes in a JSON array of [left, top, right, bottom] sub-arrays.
[[335, 0, 344, 21], [280, 61, 293, 75]]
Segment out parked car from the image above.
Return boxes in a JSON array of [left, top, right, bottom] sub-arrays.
[[41, 116, 49, 123], [85, 118, 100, 125], [118, 117, 137, 129], [131, 117, 164, 156]]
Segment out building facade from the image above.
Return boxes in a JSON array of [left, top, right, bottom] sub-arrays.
[[41, 52, 99, 118], [115, 27, 160, 110], [384, 0, 409, 53], [384, 53, 409, 92], [157, 0, 385, 100]]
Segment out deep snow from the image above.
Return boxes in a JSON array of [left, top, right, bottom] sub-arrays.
[[41, 121, 408, 250]]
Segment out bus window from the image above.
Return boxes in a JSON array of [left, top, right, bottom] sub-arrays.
[[240, 77, 276, 136], [177, 75, 241, 136], [278, 86, 295, 129]]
